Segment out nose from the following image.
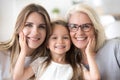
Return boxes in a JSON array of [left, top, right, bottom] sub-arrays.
[[58, 38, 63, 44], [77, 27, 84, 34], [31, 26, 39, 35]]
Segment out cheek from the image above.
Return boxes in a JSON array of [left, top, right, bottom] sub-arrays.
[[70, 32, 74, 38], [22, 28, 29, 36], [68, 41, 71, 48], [87, 31, 95, 38], [42, 30, 46, 39], [47, 40, 52, 49]]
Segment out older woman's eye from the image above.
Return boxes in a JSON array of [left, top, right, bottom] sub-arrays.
[[82, 25, 90, 29], [68, 24, 77, 28]]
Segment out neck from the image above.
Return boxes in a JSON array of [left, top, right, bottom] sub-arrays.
[[26, 49, 34, 56], [52, 54, 66, 64]]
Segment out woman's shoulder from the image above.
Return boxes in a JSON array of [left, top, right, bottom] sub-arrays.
[[105, 38, 120, 47], [0, 50, 10, 56], [98, 38, 120, 52]]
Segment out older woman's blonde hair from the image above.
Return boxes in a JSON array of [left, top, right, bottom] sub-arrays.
[[66, 3, 106, 51]]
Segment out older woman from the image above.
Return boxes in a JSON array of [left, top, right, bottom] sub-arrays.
[[66, 3, 120, 80]]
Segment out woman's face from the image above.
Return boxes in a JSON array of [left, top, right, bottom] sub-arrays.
[[22, 12, 46, 49], [68, 12, 95, 50]]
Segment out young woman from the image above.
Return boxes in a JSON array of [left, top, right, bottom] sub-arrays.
[[0, 3, 51, 80], [66, 3, 120, 80], [13, 20, 100, 80]]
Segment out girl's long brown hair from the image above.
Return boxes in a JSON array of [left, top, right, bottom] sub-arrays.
[[38, 20, 83, 80]]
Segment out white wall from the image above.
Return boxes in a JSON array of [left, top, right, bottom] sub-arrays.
[[101, 0, 120, 14], [0, 0, 72, 41], [0, 0, 16, 41], [14, 0, 72, 19], [1, 0, 120, 41]]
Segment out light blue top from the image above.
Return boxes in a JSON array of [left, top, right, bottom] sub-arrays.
[[0, 51, 32, 80], [95, 38, 120, 80]]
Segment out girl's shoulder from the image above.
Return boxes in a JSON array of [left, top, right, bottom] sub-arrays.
[[33, 57, 47, 64], [30, 57, 48, 73]]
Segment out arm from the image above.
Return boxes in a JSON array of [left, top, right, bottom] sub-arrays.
[[13, 32, 34, 80], [83, 37, 100, 80]]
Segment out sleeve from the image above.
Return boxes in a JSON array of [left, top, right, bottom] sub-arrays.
[[30, 57, 46, 74], [115, 38, 120, 68]]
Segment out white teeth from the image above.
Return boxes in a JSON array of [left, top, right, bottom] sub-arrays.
[[76, 37, 86, 41], [55, 45, 65, 49], [30, 37, 39, 41]]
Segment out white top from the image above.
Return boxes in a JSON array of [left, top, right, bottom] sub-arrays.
[[0, 50, 32, 80], [31, 57, 73, 80]]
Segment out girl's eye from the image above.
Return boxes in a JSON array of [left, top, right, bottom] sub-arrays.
[[50, 35, 57, 39], [63, 36, 70, 39]]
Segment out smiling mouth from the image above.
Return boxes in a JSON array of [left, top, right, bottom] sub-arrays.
[[76, 37, 87, 41], [28, 37, 40, 41], [55, 45, 66, 49]]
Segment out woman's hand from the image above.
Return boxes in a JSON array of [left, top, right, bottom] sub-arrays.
[[85, 36, 96, 56], [13, 32, 34, 80], [19, 32, 31, 56], [84, 36, 100, 80]]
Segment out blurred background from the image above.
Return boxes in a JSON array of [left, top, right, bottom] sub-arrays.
[[0, 0, 120, 41]]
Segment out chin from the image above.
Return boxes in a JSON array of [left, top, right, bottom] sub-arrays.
[[74, 43, 86, 49], [29, 45, 39, 49]]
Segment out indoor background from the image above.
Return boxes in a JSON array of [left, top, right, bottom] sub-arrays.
[[0, 0, 120, 41]]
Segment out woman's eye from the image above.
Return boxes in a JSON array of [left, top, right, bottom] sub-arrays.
[[25, 23, 32, 27], [39, 24, 46, 29], [70, 24, 77, 28], [83, 25, 90, 29]]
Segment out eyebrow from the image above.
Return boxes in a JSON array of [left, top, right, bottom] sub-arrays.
[[25, 22, 46, 25]]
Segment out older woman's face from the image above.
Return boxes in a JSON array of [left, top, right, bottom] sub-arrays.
[[68, 12, 95, 50]]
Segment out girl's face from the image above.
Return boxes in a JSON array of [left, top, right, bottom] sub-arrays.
[[22, 12, 46, 49], [68, 12, 95, 50], [47, 25, 71, 56]]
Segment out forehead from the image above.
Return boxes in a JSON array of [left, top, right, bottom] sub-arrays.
[[26, 12, 45, 23], [52, 24, 69, 34], [69, 12, 92, 24]]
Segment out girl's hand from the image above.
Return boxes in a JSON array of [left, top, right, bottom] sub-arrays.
[[19, 32, 31, 55]]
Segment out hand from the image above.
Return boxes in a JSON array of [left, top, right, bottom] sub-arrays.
[[85, 36, 96, 56], [19, 32, 31, 55]]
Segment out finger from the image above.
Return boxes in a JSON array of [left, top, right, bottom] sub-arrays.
[[19, 32, 23, 44], [19, 31, 26, 47]]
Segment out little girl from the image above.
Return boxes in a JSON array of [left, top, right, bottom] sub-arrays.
[[13, 20, 100, 80]]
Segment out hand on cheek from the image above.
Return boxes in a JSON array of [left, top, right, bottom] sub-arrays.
[[19, 32, 24, 47], [85, 36, 96, 56], [19, 32, 30, 55]]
